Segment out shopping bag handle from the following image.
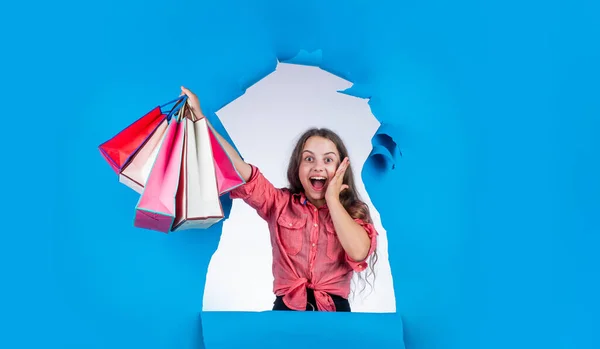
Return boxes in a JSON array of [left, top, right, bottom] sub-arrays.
[[163, 96, 188, 121], [160, 96, 185, 109], [175, 98, 195, 122]]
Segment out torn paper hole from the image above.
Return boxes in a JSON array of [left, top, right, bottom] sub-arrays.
[[203, 61, 396, 313]]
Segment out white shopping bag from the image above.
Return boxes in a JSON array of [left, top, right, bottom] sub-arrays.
[[119, 119, 169, 193], [172, 108, 224, 231]]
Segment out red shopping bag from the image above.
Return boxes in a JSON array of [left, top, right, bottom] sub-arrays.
[[98, 96, 185, 174]]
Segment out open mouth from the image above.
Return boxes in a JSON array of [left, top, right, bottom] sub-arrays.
[[309, 176, 328, 191]]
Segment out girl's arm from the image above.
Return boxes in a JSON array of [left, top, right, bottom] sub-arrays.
[[205, 120, 252, 182], [180, 86, 252, 182], [325, 157, 376, 263], [327, 200, 372, 262], [180, 86, 286, 222]]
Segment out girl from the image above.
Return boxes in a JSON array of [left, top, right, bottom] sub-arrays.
[[181, 86, 378, 312]]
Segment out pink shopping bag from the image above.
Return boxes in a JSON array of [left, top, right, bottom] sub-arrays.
[[133, 103, 186, 233], [207, 124, 246, 195], [172, 109, 224, 231]]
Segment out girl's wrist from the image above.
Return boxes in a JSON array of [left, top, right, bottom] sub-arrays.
[[325, 194, 341, 206]]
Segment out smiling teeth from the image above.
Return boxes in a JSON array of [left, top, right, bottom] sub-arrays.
[[310, 176, 327, 180]]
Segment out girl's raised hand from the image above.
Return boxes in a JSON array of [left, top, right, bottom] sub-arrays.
[[325, 157, 350, 203], [180, 86, 205, 119]]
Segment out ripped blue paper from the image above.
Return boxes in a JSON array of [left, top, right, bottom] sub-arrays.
[[320, 65, 353, 85], [338, 83, 373, 99], [237, 59, 277, 92], [280, 49, 323, 66], [281, 49, 353, 85], [202, 311, 404, 349], [33, 0, 594, 347], [367, 123, 402, 171]]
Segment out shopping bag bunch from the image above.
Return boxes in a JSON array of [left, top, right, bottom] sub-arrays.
[[98, 95, 246, 233]]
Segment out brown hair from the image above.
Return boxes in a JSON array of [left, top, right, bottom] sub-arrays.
[[286, 127, 378, 296]]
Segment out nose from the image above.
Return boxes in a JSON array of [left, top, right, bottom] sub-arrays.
[[312, 164, 325, 172], [311, 159, 327, 173]]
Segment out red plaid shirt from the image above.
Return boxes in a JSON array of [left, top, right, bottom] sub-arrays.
[[229, 165, 378, 311]]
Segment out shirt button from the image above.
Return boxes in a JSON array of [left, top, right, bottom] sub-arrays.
[[312, 243, 316, 247], [314, 223, 318, 227], [313, 208, 317, 212], [289, 223, 292, 226]]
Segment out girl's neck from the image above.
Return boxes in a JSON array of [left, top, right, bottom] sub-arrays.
[[306, 197, 327, 208]]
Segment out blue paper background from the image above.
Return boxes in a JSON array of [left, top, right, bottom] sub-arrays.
[[2, 0, 599, 348]]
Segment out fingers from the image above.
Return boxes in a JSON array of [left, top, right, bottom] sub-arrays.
[[180, 86, 203, 111], [180, 86, 197, 100], [336, 157, 350, 177], [328, 159, 351, 198]]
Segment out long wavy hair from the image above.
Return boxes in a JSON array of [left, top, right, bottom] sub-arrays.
[[286, 128, 378, 297]]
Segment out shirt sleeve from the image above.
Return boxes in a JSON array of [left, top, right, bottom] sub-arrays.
[[345, 218, 379, 272], [228, 164, 288, 221]]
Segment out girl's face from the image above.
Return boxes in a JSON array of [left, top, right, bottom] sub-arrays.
[[298, 136, 341, 207]]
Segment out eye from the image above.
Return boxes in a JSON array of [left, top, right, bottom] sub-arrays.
[[304, 156, 313, 162], [325, 158, 333, 163]]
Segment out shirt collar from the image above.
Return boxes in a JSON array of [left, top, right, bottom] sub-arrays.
[[292, 192, 307, 205], [292, 192, 328, 210]]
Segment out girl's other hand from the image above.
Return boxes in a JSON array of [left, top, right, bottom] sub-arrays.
[[325, 157, 350, 203]]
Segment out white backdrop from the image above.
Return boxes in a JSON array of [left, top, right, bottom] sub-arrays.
[[202, 63, 396, 313]]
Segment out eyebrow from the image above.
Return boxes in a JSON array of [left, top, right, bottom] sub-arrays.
[[302, 150, 338, 157]]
